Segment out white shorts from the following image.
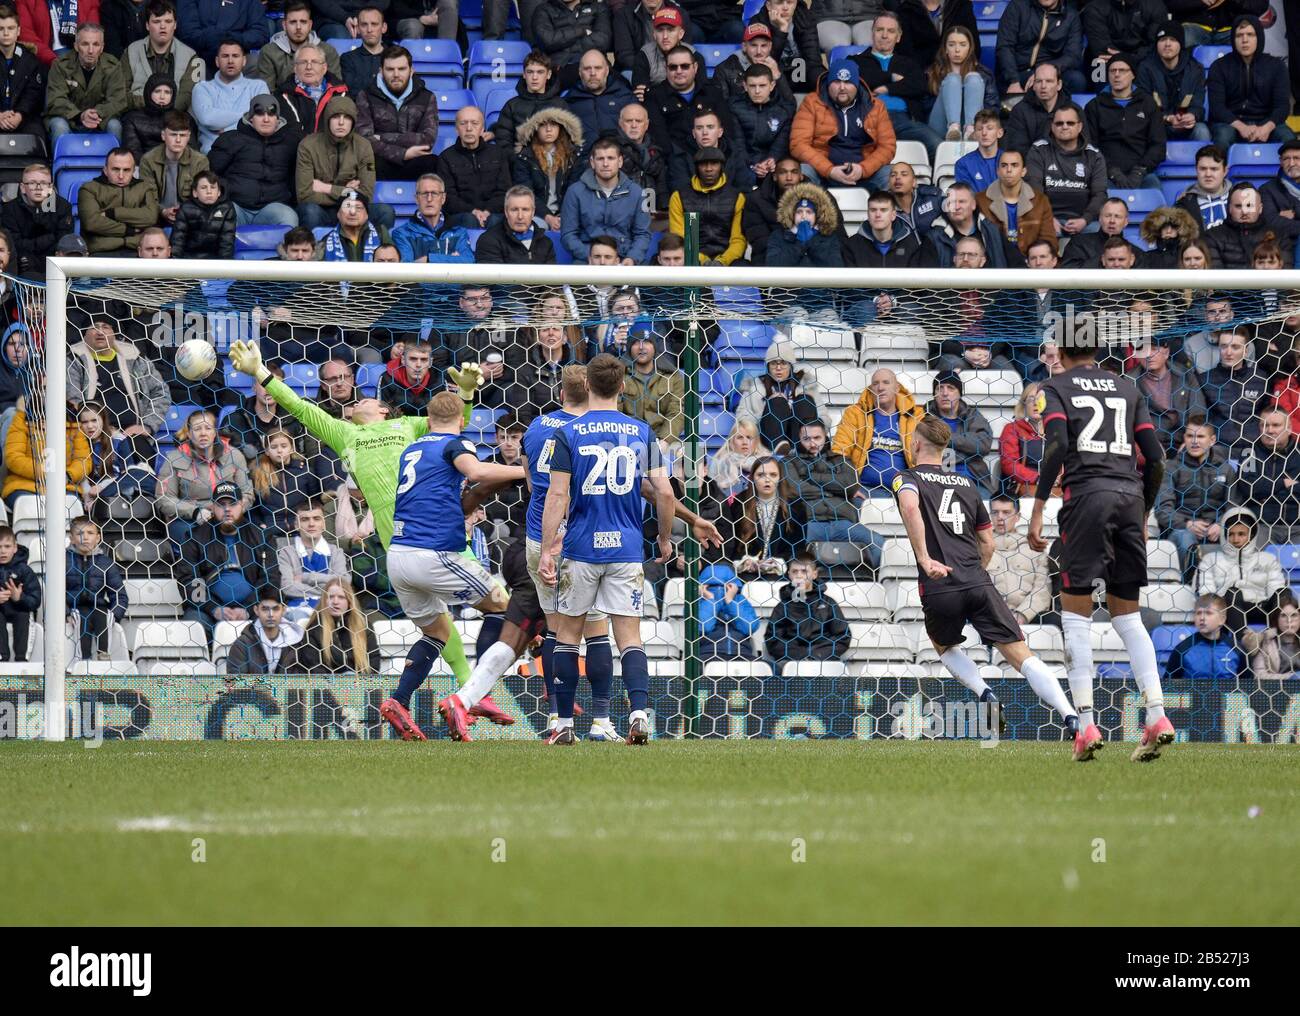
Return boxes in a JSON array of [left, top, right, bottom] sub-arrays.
[[555, 558, 646, 618], [525, 537, 607, 622], [387, 545, 496, 627]]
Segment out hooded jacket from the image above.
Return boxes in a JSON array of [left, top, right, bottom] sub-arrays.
[[1025, 136, 1109, 223], [0, 188, 74, 280], [354, 73, 439, 167], [843, 218, 934, 268], [278, 72, 349, 140], [790, 73, 897, 181], [924, 396, 994, 495], [157, 438, 252, 521], [886, 0, 980, 69], [77, 170, 160, 252], [563, 72, 636, 148], [1139, 205, 1201, 269], [735, 338, 830, 437], [226, 618, 305, 676], [1, 408, 92, 499], [251, 30, 343, 88], [1165, 627, 1249, 681], [697, 563, 761, 650], [512, 107, 585, 217], [781, 443, 860, 525], [438, 136, 512, 218], [1206, 15, 1290, 128], [208, 109, 299, 210], [0, 323, 28, 413], [44, 49, 127, 125], [1175, 179, 1233, 233], [994, 0, 1083, 89], [1234, 432, 1300, 527], [491, 73, 569, 150], [668, 169, 747, 263], [975, 181, 1058, 256], [1084, 86, 1166, 179], [534, 0, 613, 67], [561, 167, 652, 262], [1136, 44, 1208, 127], [120, 33, 203, 112], [1081, 0, 1168, 63], [764, 573, 851, 663], [138, 143, 209, 212], [767, 182, 844, 269], [66, 547, 126, 621], [1155, 442, 1234, 531], [740, 171, 794, 266], [832, 378, 924, 473], [1196, 507, 1287, 604], [295, 95, 377, 206]]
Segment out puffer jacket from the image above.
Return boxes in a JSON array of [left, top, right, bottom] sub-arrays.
[[764, 574, 851, 663], [1084, 88, 1166, 179], [1139, 205, 1200, 269], [1197, 507, 1287, 604], [43, 50, 127, 124], [438, 137, 512, 217], [121, 70, 197, 158], [512, 107, 585, 217], [391, 212, 474, 263], [885, 0, 979, 68], [170, 195, 237, 259], [1165, 629, 1249, 681], [77, 172, 160, 252], [1, 409, 92, 499], [1234, 432, 1300, 527], [831, 378, 924, 473], [294, 95, 377, 206], [766, 182, 844, 268], [207, 110, 299, 210], [987, 528, 1052, 622], [727, 88, 796, 167], [492, 74, 568, 150], [138, 144, 209, 212], [668, 170, 747, 264], [735, 338, 830, 435], [1204, 213, 1300, 271], [1081, 0, 1168, 63], [66, 549, 126, 621], [789, 73, 896, 181], [1206, 14, 1290, 129], [699, 563, 761, 647], [354, 74, 439, 166], [740, 171, 791, 266], [67, 339, 171, 433], [533, 0, 613, 68], [1155, 445, 1235, 531], [0, 543, 41, 616], [994, 0, 1084, 89], [781, 447, 860, 524], [157, 438, 252, 521], [1025, 137, 1109, 224]]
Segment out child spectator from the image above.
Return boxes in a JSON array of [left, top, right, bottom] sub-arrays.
[[66, 517, 127, 661], [377, 339, 439, 416], [511, 108, 584, 231], [1164, 594, 1250, 681], [121, 73, 194, 159], [1196, 507, 1289, 640], [170, 170, 236, 260], [282, 577, 379, 675], [250, 429, 324, 537], [276, 501, 349, 624], [766, 182, 844, 269], [764, 555, 851, 665], [699, 562, 761, 661], [78, 401, 155, 508], [2, 405, 92, 513], [0, 525, 40, 661], [1252, 597, 1300, 680], [225, 587, 304, 677]]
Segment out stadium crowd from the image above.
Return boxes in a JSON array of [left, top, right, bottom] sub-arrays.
[[0, 0, 1297, 681]]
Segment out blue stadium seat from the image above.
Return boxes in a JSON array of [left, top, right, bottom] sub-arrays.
[[357, 361, 385, 397], [974, 0, 1008, 30], [742, 0, 765, 19], [548, 230, 572, 263], [311, 225, 333, 241], [979, 33, 996, 72], [468, 39, 530, 74], [1192, 44, 1231, 69], [435, 125, 458, 153], [1228, 143, 1280, 182], [53, 132, 118, 169], [420, 73, 466, 94], [466, 227, 484, 251], [1160, 179, 1188, 205], [374, 180, 418, 217], [469, 407, 503, 434], [56, 167, 98, 208], [1122, 224, 1148, 250], [1069, 92, 1095, 109], [281, 363, 320, 397], [726, 367, 761, 411], [718, 319, 775, 356], [471, 73, 519, 108], [333, 38, 364, 55], [401, 38, 463, 74], [697, 43, 740, 71], [1267, 544, 1300, 580], [700, 367, 731, 407], [435, 88, 475, 124], [701, 408, 734, 451], [482, 86, 515, 125], [234, 225, 289, 257], [217, 405, 237, 429], [1151, 625, 1195, 664], [223, 359, 254, 397], [713, 286, 764, 314], [161, 403, 199, 442], [460, 0, 484, 28], [1109, 187, 1164, 221], [828, 45, 867, 65], [1157, 140, 1202, 179]]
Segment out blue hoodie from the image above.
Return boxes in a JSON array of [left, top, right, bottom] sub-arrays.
[[1165, 629, 1248, 681], [391, 212, 475, 264], [699, 563, 761, 641]]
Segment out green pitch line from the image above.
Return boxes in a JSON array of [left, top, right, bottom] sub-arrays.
[[0, 741, 1295, 926]]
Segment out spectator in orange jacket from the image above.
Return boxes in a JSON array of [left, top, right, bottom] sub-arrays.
[[789, 58, 896, 192]]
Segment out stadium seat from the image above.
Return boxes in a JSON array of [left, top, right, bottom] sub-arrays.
[[743, 580, 781, 618], [831, 582, 891, 622], [827, 44, 867, 66], [467, 39, 530, 72], [712, 285, 764, 313], [281, 363, 320, 396], [53, 132, 117, 169], [1191, 44, 1230, 69], [1147, 540, 1182, 583], [701, 408, 734, 450], [703, 660, 771, 683], [435, 125, 458, 153], [700, 367, 731, 406], [471, 73, 520, 107], [1089, 623, 1128, 661], [401, 38, 463, 74], [782, 660, 850, 680], [1122, 224, 1149, 250], [979, 33, 996, 72], [481, 86, 514, 126], [1151, 624, 1195, 664], [830, 187, 869, 232], [1070, 92, 1095, 109], [68, 659, 135, 676], [548, 230, 572, 262], [149, 660, 218, 676], [1158, 140, 1202, 179], [435, 88, 475, 125], [122, 578, 184, 619], [1160, 179, 1188, 205], [895, 140, 931, 182], [466, 227, 484, 251], [933, 140, 976, 189], [811, 540, 873, 574], [846, 622, 912, 662], [642, 619, 682, 658], [1267, 544, 1300, 581], [56, 167, 97, 208], [357, 361, 385, 397], [974, 0, 1008, 30], [374, 619, 419, 658], [789, 322, 856, 362], [1108, 187, 1164, 223], [1141, 584, 1195, 623], [133, 620, 208, 662], [910, 623, 989, 663], [697, 43, 739, 71], [858, 323, 928, 358], [741, 0, 765, 20], [374, 179, 418, 218], [160, 403, 199, 442], [955, 369, 1020, 407], [859, 497, 905, 535], [419, 73, 465, 94], [878, 539, 915, 580], [717, 319, 775, 356], [223, 359, 254, 397], [1227, 143, 1280, 183], [234, 224, 289, 259], [1021, 625, 1065, 663]]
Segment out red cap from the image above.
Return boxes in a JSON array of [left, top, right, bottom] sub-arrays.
[[742, 23, 772, 41], [653, 8, 683, 27]]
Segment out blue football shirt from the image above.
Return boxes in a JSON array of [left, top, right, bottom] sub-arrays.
[[391, 430, 477, 551], [521, 408, 577, 542]]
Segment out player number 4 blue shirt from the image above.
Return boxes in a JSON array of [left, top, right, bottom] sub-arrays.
[[521, 409, 577, 543], [549, 410, 659, 565], [391, 431, 478, 552]]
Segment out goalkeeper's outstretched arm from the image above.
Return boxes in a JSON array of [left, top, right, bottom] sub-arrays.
[[229, 339, 355, 455]]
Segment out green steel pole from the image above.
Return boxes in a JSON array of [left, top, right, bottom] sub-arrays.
[[682, 212, 702, 738]]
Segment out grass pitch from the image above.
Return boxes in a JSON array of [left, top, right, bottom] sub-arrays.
[[1, 740, 1296, 925]]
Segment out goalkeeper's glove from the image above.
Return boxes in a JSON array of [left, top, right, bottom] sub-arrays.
[[229, 340, 270, 384], [447, 361, 485, 402]]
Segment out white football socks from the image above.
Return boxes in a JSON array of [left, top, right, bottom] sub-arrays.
[[1111, 611, 1165, 723], [1062, 611, 1096, 728], [456, 641, 518, 711], [940, 648, 989, 698], [1019, 655, 1077, 721]]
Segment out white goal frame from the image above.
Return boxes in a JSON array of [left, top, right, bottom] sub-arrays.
[[40, 257, 1300, 739]]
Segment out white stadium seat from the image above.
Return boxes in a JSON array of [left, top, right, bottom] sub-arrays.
[[827, 582, 891, 622], [1146, 541, 1182, 583], [374, 619, 419, 658], [1022, 624, 1065, 663], [1142, 584, 1195, 623], [878, 539, 916, 580], [887, 581, 924, 622], [830, 187, 869, 233], [703, 660, 771, 681], [782, 660, 850, 680], [11, 494, 84, 539], [896, 369, 934, 399], [894, 140, 932, 182], [148, 660, 218, 676], [643, 619, 682, 658], [788, 322, 857, 362], [122, 578, 184, 619], [859, 498, 905, 535], [859, 323, 929, 360], [133, 620, 207, 662], [743, 580, 781, 618], [909, 623, 989, 663], [959, 370, 1023, 408], [815, 365, 869, 408], [846, 622, 913, 662], [934, 140, 977, 189], [212, 620, 248, 671], [1090, 623, 1128, 661]]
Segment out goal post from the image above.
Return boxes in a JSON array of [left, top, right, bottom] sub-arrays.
[[33, 255, 1300, 743]]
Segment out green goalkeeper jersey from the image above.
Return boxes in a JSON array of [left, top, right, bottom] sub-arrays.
[[266, 377, 429, 550]]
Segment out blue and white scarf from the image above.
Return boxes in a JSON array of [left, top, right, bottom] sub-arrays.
[[49, 0, 78, 43], [323, 221, 381, 262]]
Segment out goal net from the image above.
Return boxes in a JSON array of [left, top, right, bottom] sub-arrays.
[[11, 258, 1300, 744]]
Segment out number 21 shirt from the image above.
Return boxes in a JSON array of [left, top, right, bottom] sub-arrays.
[[1038, 367, 1152, 500]]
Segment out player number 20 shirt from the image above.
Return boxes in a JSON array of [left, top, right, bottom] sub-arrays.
[[391, 431, 477, 552], [549, 410, 658, 564]]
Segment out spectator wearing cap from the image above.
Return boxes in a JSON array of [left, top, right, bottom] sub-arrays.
[[296, 94, 394, 232], [747, 0, 822, 86], [1261, 140, 1300, 222], [620, 331, 684, 444], [714, 22, 795, 105], [190, 38, 270, 153], [925, 371, 994, 495], [613, 2, 690, 76], [560, 134, 652, 264], [1136, 25, 1212, 144], [644, 42, 733, 160], [631, 6, 704, 99], [667, 147, 747, 266], [1083, 52, 1165, 191], [995, 0, 1086, 95], [176, 479, 280, 631], [1206, 15, 1296, 152], [852, 11, 942, 163], [728, 61, 796, 185], [78, 147, 160, 254], [975, 148, 1058, 258], [208, 93, 301, 227], [790, 57, 896, 192], [767, 182, 844, 268]]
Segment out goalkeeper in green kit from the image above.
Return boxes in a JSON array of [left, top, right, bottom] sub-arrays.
[[228, 339, 516, 734]]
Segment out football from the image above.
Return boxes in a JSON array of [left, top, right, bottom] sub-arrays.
[[175, 338, 217, 381]]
